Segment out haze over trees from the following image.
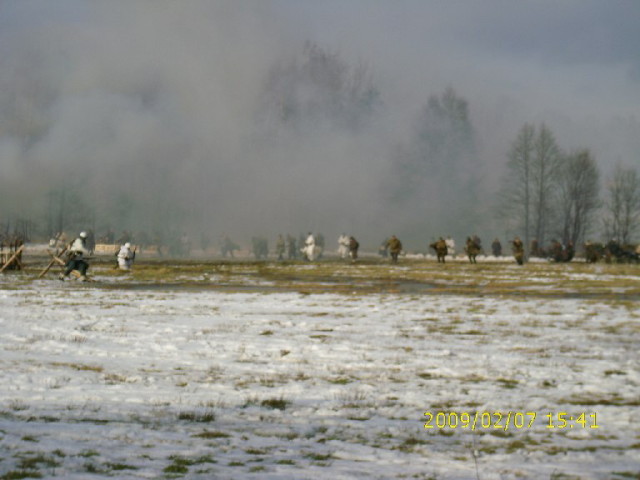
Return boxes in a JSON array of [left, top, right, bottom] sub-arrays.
[[388, 87, 481, 244], [603, 164, 640, 245], [495, 116, 640, 256], [262, 42, 381, 132], [497, 124, 563, 249], [0, 6, 638, 250], [556, 150, 600, 247]]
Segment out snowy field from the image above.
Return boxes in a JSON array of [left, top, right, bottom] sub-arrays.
[[0, 258, 639, 479]]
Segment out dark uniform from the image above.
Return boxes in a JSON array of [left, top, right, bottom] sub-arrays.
[[465, 236, 481, 264], [491, 238, 502, 257], [386, 236, 403, 263], [430, 237, 448, 263], [512, 236, 524, 265], [348, 236, 359, 261]]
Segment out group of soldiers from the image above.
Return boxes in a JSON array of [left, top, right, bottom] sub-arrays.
[[49, 230, 136, 282], [584, 239, 640, 264], [428, 235, 528, 265], [337, 233, 360, 261], [10, 224, 638, 283]]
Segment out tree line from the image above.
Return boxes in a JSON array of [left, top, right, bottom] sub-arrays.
[[497, 123, 640, 249]]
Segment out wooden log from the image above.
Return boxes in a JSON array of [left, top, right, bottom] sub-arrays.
[[38, 244, 70, 278], [0, 245, 25, 273]]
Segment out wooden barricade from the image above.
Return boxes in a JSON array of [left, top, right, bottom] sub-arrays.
[[38, 244, 70, 278], [0, 244, 25, 272]]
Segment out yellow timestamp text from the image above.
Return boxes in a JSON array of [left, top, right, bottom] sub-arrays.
[[545, 412, 599, 429], [423, 411, 599, 431]]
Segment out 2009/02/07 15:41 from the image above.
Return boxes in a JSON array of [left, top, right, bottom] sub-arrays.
[[423, 411, 599, 431]]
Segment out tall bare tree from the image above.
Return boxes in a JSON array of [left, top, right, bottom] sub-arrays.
[[603, 164, 640, 244], [531, 124, 561, 246], [556, 150, 600, 246], [497, 123, 535, 249], [497, 123, 560, 249]]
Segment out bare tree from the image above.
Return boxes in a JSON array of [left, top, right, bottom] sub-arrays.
[[497, 123, 560, 249], [556, 150, 600, 246], [497, 123, 535, 249], [603, 164, 640, 244], [531, 124, 561, 246]]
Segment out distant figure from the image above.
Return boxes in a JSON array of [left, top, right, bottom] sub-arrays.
[[252, 236, 269, 259], [337, 233, 350, 259], [220, 235, 238, 258], [584, 241, 604, 264], [465, 236, 481, 264], [316, 233, 325, 259], [348, 236, 360, 261], [491, 238, 502, 257], [379, 238, 389, 258], [275, 234, 285, 261], [302, 232, 318, 261], [287, 234, 298, 260], [60, 231, 90, 281], [386, 235, 403, 264], [117, 242, 136, 270], [430, 237, 448, 263], [550, 240, 575, 263], [511, 236, 524, 265], [445, 236, 455, 258]]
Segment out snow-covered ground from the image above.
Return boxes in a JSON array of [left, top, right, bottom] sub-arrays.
[[0, 264, 638, 479]]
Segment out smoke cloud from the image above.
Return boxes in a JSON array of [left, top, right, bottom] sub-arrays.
[[1, 1, 639, 249]]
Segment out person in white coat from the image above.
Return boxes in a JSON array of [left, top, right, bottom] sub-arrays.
[[117, 242, 136, 270], [337, 233, 349, 259], [445, 236, 456, 259], [303, 232, 316, 261]]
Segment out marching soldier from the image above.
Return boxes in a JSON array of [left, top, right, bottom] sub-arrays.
[[386, 235, 403, 264], [491, 238, 502, 257], [348, 236, 360, 261], [430, 237, 448, 263], [465, 236, 481, 264], [287, 234, 298, 260], [512, 236, 524, 265], [275, 234, 286, 261]]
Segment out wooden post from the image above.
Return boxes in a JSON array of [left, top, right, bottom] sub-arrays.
[[0, 245, 25, 273], [38, 244, 70, 278]]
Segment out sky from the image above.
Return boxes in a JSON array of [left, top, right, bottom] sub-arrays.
[[1, 0, 639, 247]]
